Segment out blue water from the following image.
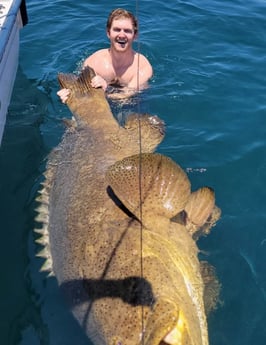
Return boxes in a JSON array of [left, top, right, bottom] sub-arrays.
[[0, 0, 265, 344]]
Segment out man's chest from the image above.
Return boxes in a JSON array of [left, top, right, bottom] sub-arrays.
[[106, 64, 135, 86]]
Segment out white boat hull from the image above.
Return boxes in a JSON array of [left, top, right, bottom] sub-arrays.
[[0, 0, 27, 145]]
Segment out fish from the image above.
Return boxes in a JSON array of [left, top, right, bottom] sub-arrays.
[[35, 67, 221, 345]]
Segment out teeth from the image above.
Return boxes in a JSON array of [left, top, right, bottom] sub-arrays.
[[116, 39, 127, 45]]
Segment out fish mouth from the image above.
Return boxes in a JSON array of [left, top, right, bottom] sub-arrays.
[[144, 300, 189, 345], [159, 311, 186, 345]]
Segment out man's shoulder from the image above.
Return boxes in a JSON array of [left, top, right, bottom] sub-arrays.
[[84, 49, 109, 65], [138, 52, 151, 63], [90, 49, 109, 59], [135, 52, 153, 72]]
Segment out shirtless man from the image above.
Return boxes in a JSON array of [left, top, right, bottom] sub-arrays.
[[57, 8, 153, 102]]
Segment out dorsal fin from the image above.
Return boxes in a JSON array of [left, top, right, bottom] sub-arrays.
[[106, 153, 191, 222], [33, 149, 60, 277]]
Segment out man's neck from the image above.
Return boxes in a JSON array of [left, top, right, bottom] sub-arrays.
[[109, 47, 135, 69]]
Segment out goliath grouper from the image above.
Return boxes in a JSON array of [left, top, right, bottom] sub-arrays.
[[35, 67, 221, 345]]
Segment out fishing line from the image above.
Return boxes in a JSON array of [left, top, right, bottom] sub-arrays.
[[135, 1, 145, 343]]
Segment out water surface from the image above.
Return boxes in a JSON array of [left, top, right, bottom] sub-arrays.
[[0, 1, 266, 344]]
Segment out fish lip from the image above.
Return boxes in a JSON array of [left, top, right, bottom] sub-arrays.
[[143, 300, 180, 345], [152, 322, 184, 345], [161, 326, 181, 345]]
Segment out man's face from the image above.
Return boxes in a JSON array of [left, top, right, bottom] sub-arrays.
[[107, 18, 136, 52]]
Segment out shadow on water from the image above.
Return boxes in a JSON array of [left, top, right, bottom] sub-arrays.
[[0, 67, 154, 344], [0, 65, 48, 344], [0, 66, 82, 345]]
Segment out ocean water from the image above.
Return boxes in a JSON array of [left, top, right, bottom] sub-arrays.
[[0, 0, 266, 344]]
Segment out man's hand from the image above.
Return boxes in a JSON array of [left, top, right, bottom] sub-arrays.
[[57, 88, 70, 103], [91, 75, 108, 90]]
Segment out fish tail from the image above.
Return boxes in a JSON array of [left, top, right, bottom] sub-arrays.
[[58, 66, 96, 95]]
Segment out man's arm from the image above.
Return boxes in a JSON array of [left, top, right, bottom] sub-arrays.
[[127, 55, 153, 90], [83, 50, 111, 90]]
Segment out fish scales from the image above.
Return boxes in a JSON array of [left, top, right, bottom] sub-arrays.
[[37, 67, 220, 345]]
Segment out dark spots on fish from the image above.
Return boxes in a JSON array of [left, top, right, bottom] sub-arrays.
[[60, 277, 156, 340]]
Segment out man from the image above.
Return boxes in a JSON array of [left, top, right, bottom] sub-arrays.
[[57, 8, 153, 102]]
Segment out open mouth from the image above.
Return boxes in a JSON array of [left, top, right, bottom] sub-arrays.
[[139, 297, 194, 345], [143, 305, 189, 345], [159, 315, 185, 345], [116, 38, 127, 47]]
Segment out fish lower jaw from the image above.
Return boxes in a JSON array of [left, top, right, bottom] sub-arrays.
[[160, 312, 185, 345]]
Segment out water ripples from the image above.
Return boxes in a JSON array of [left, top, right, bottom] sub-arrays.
[[1, 1, 266, 344]]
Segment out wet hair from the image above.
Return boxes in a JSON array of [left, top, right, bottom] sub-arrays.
[[106, 8, 138, 34]]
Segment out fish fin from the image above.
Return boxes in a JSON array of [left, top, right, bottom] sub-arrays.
[[62, 117, 78, 129], [188, 208, 221, 241], [124, 114, 165, 152], [185, 187, 215, 227], [34, 150, 59, 277], [200, 261, 222, 314], [201, 204, 221, 233], [40, 257, 53, 274], [184, 187, 219, 237], [58, 66, 96, 96], [106, 153, 191, 223]]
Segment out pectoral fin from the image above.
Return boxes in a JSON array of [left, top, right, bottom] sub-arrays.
[[106, 153, 191, 222], [184, 187, 221, 238]]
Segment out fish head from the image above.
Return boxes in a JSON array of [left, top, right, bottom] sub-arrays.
[[142, 299, 192, 345], [81, 274, 197, 345], [104, 153, 219, 345]]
